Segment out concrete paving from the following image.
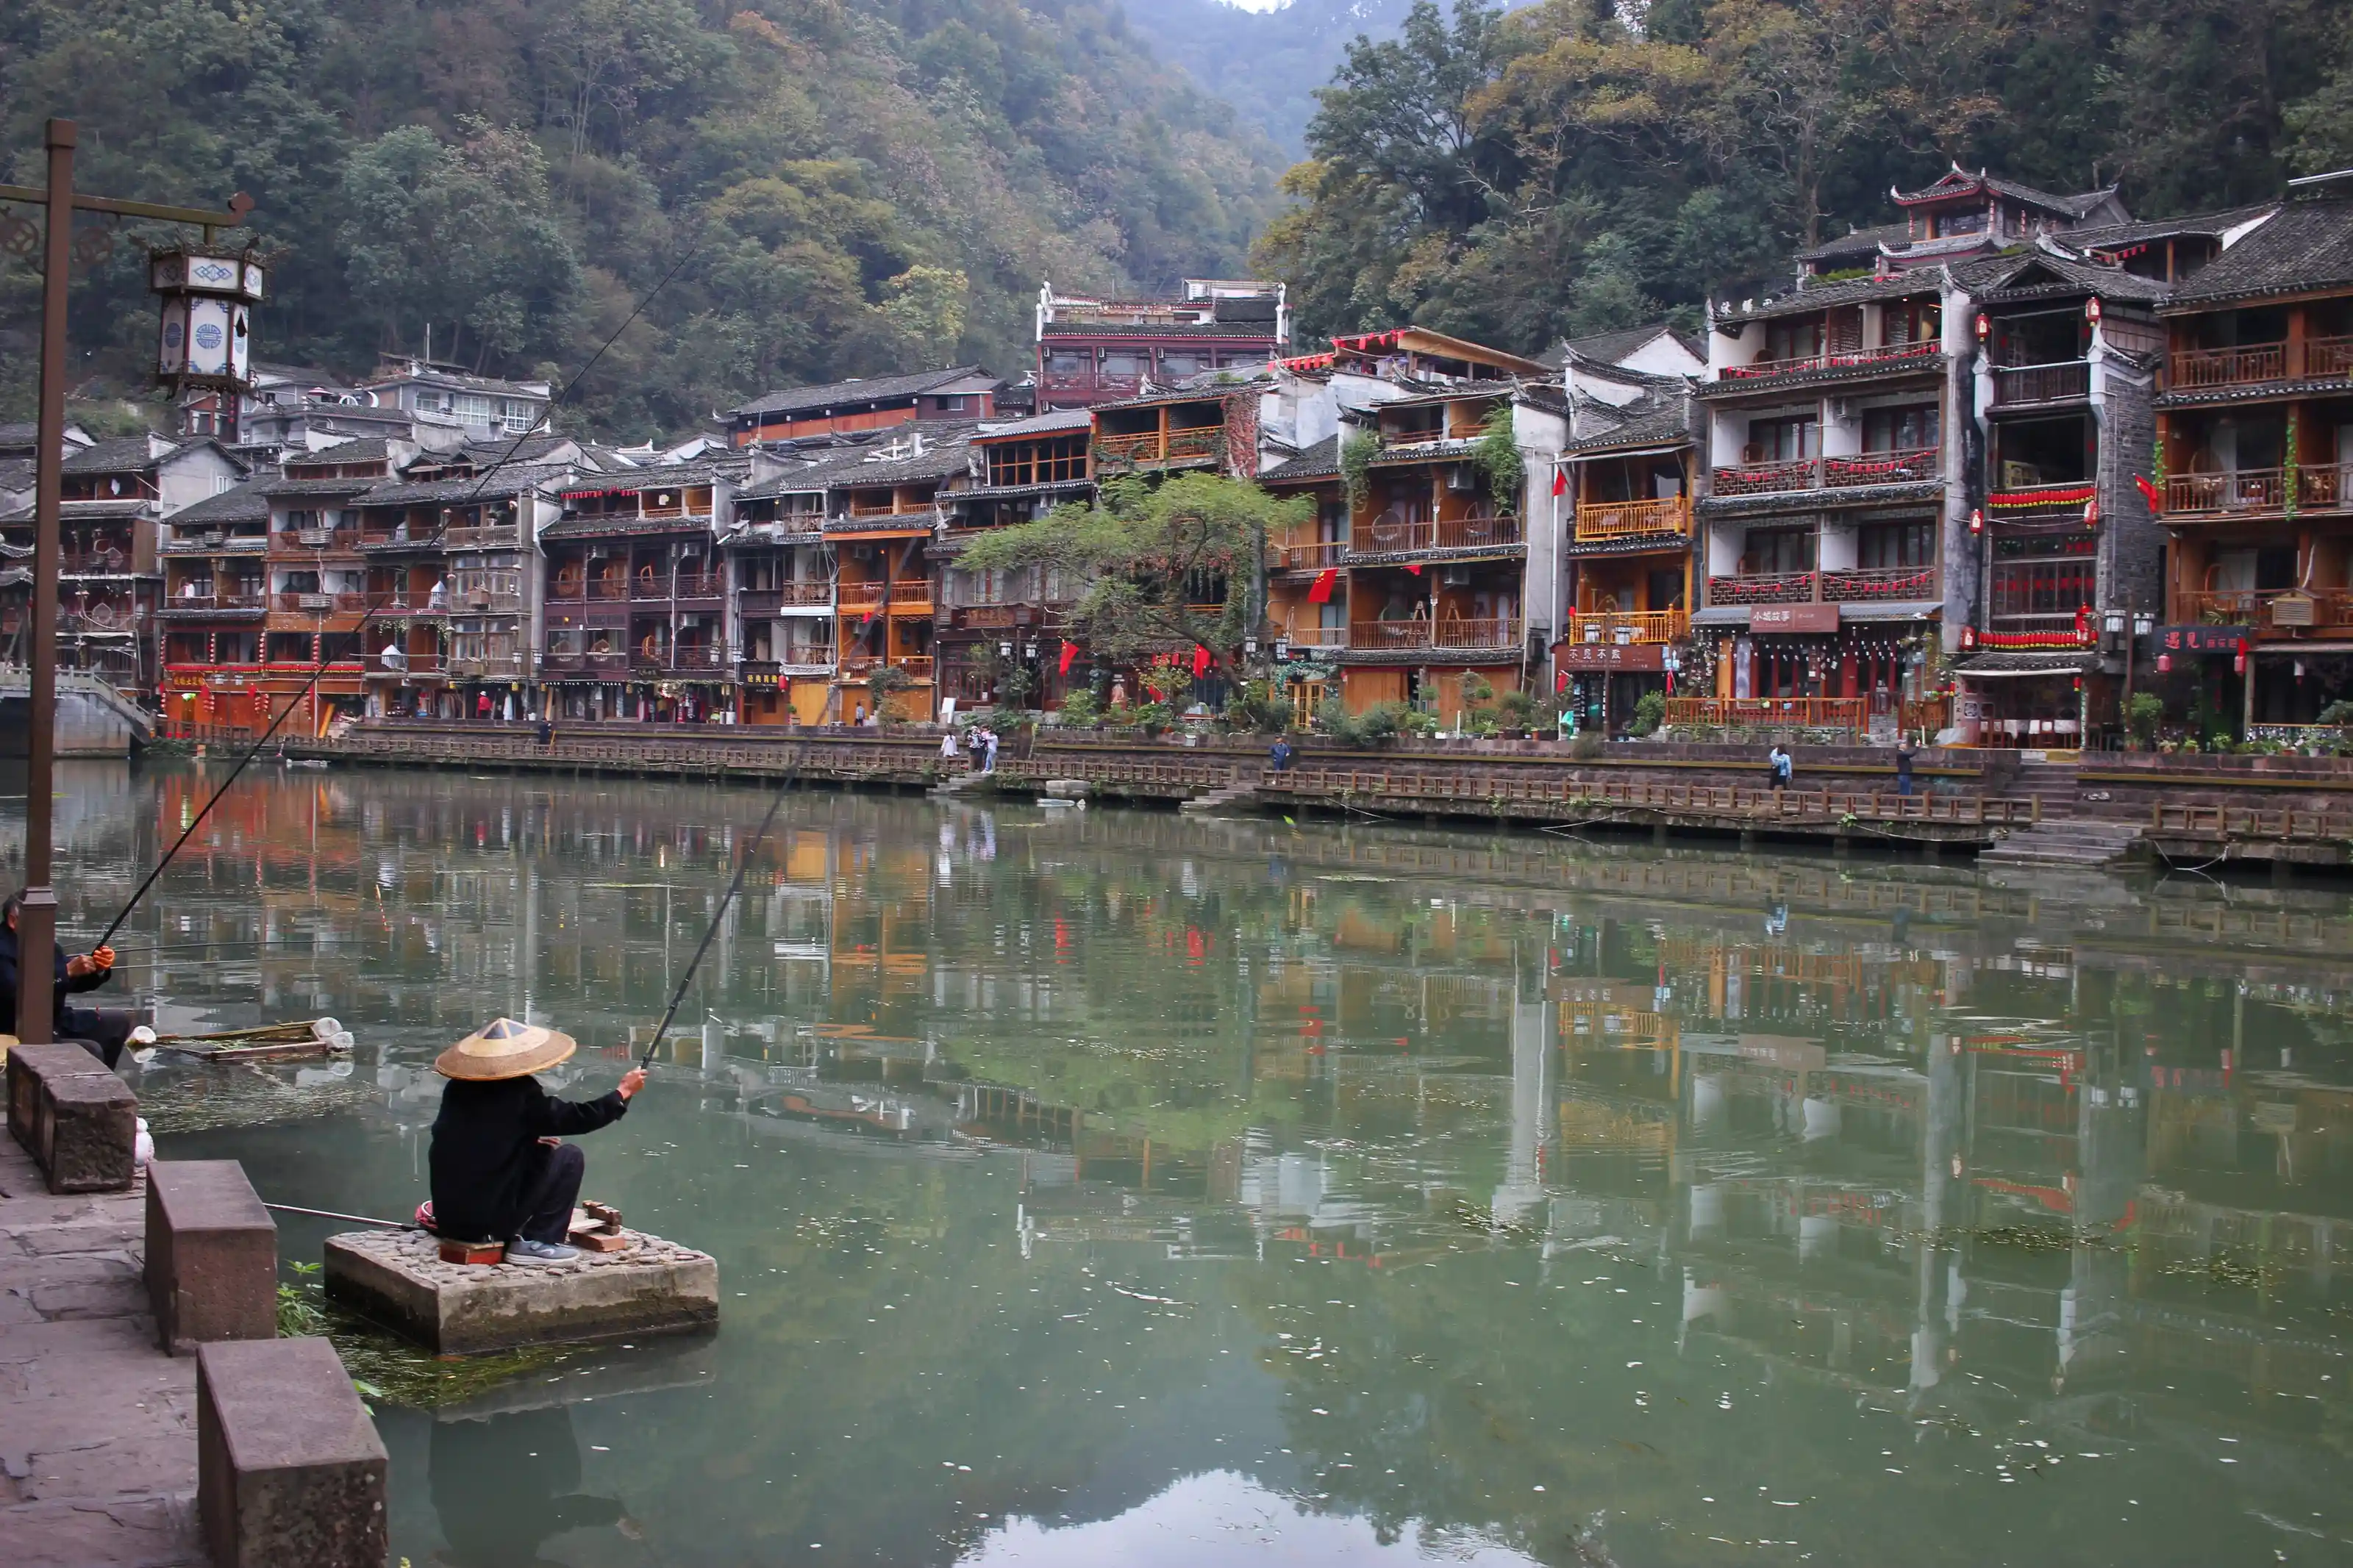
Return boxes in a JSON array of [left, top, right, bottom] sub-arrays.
[[0, 1137, 205, 1567]]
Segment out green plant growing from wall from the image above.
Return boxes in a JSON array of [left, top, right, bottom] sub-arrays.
[[1475, 404, 1524, 515], [2127, 691, 2165, 749], [1340, 428, 1381, 511]]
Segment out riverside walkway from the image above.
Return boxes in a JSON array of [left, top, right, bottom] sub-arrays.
[[276, 719, 2353, 869], [0, 1139, 204, 1567]]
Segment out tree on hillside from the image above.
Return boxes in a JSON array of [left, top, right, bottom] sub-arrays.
[[953, 474, 1310, 682]]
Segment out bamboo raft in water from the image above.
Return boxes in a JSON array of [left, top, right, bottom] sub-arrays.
[[153, 1017, 355, 1064]]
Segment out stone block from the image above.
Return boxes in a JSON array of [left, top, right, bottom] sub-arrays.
[[196, 1336, 387, 1568], [322, 1226, 718, 1355], [7, 1042, 136, 1194], [146, 1161, 277, 1355]]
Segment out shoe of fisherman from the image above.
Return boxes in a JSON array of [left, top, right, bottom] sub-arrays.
[[427, 1018, 644, 1266]]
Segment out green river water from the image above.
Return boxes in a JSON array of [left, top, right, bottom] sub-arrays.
[[35, 761, 2353, 1566]]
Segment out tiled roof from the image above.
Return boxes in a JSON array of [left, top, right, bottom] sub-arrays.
[[62, 436, 173, 474], [1797, 221, 1914, 262], [1260, 435, 1341, 484], [166, 478, 274, 526], [540, 512, 717, 540], [974, 409, 1094, 441], [738, 432, 979, 500], [349, 464, 571, 507], [1564, 402, 1693, 454], [1713, 272, 1943, 326], [264, 475, 385, 497], [2067, 203, 2279, 251], [1955, 250, 2172, 304], [2165, 197, 2353, 307], [1375, 381, 1518, 411], [0, 458, 33, 493], [290, 436, 399, 465], [1891, 169, 2118, 219], [731, 366, 992, 420], [559, 463, 727, 498]]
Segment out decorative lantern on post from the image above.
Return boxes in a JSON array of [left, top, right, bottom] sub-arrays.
[[150, 240, 264, 395]]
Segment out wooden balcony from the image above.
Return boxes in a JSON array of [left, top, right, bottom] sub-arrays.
[[272, 591, 371, 613], [541, 650, 632, 676], [738, 582, 834, 615], [2171, 341, 2285, 390], [1093, 427, 1224, 468], [1274, 538, 1348, 570], [1822, 447, 1939, 487], [2174, 589, 2353, 635], [1665, 696, 1868, 731], [836, 582, 929, 614], [2306, 462, 2351, 512], [1565, 609, 1687, 645], [1992, 361, 2090, 406], [547, 577, 629, 603], [1348, 617, 1521, 654], [1713, 458, 1819, 496], [837, 655, 935, 681], [1574, 497, 1690, 542], [2312, 336, 2353, 379], [1719, 341, 1938, 380], [1821, 564, 1937, 602], [161, 592, 266, 615], [2165, 469, 2290, 516], [628, 645, 731, 676], [1349, 511, 1522, 558], [1281, 625, 1349, 649], [1707, 572, 1815, 606]]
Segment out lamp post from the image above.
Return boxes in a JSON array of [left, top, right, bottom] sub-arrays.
[[1, 119, 251, 1042]]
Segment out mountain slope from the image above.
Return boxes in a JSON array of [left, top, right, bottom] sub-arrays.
[[0, 0, 1285, 437]]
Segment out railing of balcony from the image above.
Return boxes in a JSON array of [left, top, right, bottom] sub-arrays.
[[1824, 447, 1940, 487], [1707, 571, 1815, 605], [1346, 617, 1522, 653], [1565, 609, 1687, 645], [1349, 512, 1524, 556], [674, 571, 724, 598], [1573, 498, 1690, 541], [541, 650, 632, 675], [2165, 469, 2290, 515], [1275, 538, 1348, 570], [1713, 459, 1819, 496], [838, 655, 936, 681], [2312, 336, 2353, 379], [163, 592, 268, 613], [2171, 342, 2285, 389], [2176, 589, 2353, 633], [2301, 462, 2349, 510], [1665, 696, 1868, 731], [1993, 361, 2090, 405], [1094, 427, 1224, 467], [1720, 341, 1939, 379], [1282, 625, 1349, 648], [738, 582, 835, 615], [1822, 564, 1938, 602]]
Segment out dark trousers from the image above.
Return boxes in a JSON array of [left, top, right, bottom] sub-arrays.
[[1896, 774, 1914, 796], [63, 1007, 136, 1070], [515, 1142, 585, 1244]]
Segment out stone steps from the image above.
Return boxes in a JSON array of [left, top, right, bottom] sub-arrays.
[[1978, 817, 2146, 867]]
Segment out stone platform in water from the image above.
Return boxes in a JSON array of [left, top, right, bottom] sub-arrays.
[[321, 1228, 718, 1356]]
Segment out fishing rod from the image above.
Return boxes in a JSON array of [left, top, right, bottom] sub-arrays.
[[263, 1200, 415, 1230], [638, 756, 799, 1070], [89, 242, 701, 951]]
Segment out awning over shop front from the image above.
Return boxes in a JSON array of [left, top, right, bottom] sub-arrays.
[[1952, 651, 2099, 679]]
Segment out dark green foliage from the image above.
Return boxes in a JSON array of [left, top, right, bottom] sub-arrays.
[[0, 0, 1282, 434], [1253, 0, 2353, 353]]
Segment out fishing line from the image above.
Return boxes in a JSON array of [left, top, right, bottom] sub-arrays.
[[638, 759, 799, 1071], [88, 244, 701, 950]]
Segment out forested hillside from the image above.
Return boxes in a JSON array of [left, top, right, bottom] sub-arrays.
[[1254, 0, 2353, 351], [0, 0, 1282, 434]]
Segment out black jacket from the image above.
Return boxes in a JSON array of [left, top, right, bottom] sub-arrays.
[[0, 926, 110, 1033], [429, 1075, 628, 1242]]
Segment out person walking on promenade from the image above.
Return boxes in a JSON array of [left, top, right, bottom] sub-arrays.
[[1896, 734, 1918, 797], [1768, 743, 1792, 791]]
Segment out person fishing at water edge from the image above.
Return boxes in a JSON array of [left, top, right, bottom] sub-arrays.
[[427, 1019, 645, 1264], [0, 890, 132, 1066]]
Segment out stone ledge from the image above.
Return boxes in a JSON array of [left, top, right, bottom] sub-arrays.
[[145, 1161, 276, 1356], [196, 1336, 386, 1568], [322, 1226, 719, 1355], [7, 1044, 137, 1195]]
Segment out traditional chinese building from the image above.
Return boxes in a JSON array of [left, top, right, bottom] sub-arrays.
[[724, 368, 1002, 447], [157, 475, 272, 736], [1, 434, 249, 701], [1035, 279, 1287, 411], [726, 468, 839, 727], [2152, 174, 2353, 735], [1693, 271, 1963, 736], [541, 465, 733, 722], [938, 409, 1093, 710]]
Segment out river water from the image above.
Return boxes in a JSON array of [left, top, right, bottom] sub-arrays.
[[31, 762, 2353, 1565]]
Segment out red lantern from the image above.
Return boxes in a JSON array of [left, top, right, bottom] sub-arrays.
[[2085, 297, 2103, 323], [2157, 653, 2172, 673], [1968, 508, 1984, 536], [1974, 313, 1990, 341], [2234, 640, 2248, 675], [1961, 625, 1978, 651]]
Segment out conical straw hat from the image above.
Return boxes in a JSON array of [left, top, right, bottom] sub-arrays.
[[434, 1017, 577, 1081]]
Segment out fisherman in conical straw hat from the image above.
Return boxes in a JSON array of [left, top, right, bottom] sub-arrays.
[[427, 1019, 645, 1264]]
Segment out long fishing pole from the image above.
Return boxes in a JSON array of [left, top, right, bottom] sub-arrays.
[[90, 241, 701, 951], [638, 757, 799, 1070], [263, 1200, 415, 1230]]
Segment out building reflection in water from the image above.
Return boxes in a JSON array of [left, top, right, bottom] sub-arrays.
[[53, 767, 2353, 1558]]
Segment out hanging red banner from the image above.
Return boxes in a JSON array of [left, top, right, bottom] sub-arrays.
[[1307, 568, 1338, 604]]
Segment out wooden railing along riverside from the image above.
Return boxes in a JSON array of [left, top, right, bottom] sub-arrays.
[[1258, 768, 2039, 827], [1665, 697, 1869, 731]]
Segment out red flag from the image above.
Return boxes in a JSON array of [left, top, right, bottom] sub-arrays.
[[1307, 568, 1338, 604], [1405, 562, 1422, 576], [1057, 640, 1076, 675], [2133, 474, 2161, 509], [1552, 469, 1568, 498], [1192, 644, 1211, 678]]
